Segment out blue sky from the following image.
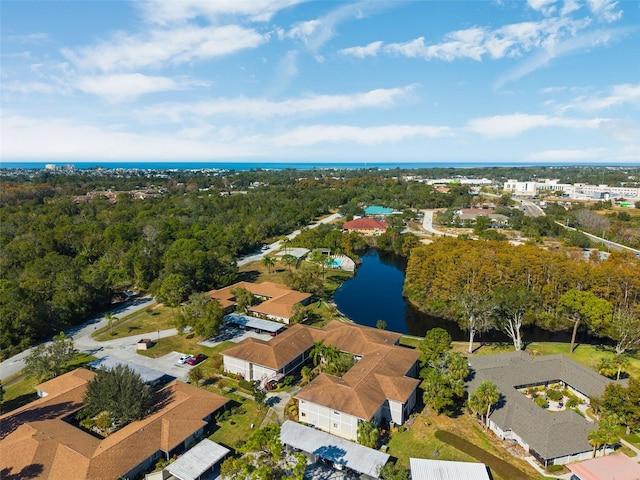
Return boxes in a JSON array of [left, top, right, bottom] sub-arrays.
[[1, 0, 639, 164]]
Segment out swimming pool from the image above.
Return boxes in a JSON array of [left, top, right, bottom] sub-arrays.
[[327, 258, 343, 267]]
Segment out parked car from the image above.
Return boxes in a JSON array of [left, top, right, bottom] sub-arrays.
[[187, 354, 206, 366], [178, 355, 193, 364]]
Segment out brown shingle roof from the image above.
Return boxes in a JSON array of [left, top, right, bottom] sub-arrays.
[[208, 281, 312, 320], [222, 321, 419, 421], [0, 369, 229, 480]]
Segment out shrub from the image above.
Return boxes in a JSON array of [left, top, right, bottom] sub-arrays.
[[534, 396, 549, 408], [566, 397, 579, 408], [547, 389, 563, 401], [279, 375, 295, 387], [238, 379, 254, 391], [546, 464, 564, 473]]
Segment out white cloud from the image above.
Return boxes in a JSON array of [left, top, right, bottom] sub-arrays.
[[62, 25, 268, 72], [4, 32, 48, 44], [558, 83, 640, 112], [286, 1, 388, 52], [586, 0, 623, 22], [493, 25, 630, 89], [339, 41, 383, 58], [75, 74, 180, 102], [136, 85, 417, 122], [598, 118, 640, 142], [1, 114, 260, 160], [383, 17, 591, 62], [265, 124, 452, 146], [527, 0, 558, 16], [2, 80, 66, 95], [467, 113, 607, 137], [136, 0, 306, 24]]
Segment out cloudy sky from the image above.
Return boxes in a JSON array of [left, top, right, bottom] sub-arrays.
[[1, 0, 639, 164]]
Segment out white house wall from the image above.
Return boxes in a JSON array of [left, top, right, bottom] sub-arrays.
[[223, 356, 276, 381], [298, 399, 359, 441]]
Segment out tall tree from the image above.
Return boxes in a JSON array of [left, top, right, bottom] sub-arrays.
[[588, 414, 620, 457], [105, 312, 117, 335], [490, 286, 534, 351], [559, 290, 613, 353], [24, 332, 76, 382], [82, 364, 154, 425], [181, 292, 224, 338], [468, 381, 500, 430], [418, 328, 452, 366], [457, 292, 493, 354], [231, 287, 254, 313], [281, 253, 297, 271], [261, 255, 275, 274]]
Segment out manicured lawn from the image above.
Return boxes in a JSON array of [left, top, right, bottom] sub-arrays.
[[93, 304, 176, 341], [208, 396, 273, 451]]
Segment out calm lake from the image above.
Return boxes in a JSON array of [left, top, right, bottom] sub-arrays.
[[333, 249, 582, 343]]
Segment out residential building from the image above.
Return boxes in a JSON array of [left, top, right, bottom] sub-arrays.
[[342, 217, 388, 235], [222, 321, 420, 440], [0, 369, 229, 480], [207, 281, 312, 324], [466, 352, 625, 466], [567, 452, 640, 480]]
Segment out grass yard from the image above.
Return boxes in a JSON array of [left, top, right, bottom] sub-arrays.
[[209, 398, 273, 450], [93, 304, 176, 341], [387, 410, 550, 480], [399, 336, 640, 379]]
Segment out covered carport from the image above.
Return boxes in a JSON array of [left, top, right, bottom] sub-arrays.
[[164, 439, 230, 480], [223, 313, 284, 335], [280, 421, 389, 479]]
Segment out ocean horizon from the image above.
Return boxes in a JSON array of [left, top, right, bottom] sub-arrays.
[[2, 161, 637, 171]]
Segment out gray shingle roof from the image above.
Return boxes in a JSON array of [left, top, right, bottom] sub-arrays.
[[466, 352, 626, 462]]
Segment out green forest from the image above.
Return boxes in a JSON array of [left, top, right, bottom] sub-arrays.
[[1, 166, 639, 360], [0, 169, 470, 358], [404, 238, 640, 350]]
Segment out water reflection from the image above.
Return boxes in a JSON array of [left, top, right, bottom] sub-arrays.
[[334, 249, 580, 343]]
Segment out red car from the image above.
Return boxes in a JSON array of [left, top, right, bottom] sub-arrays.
[[187, 354, 206, 366]]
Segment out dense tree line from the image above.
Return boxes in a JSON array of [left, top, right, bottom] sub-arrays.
[[404, 238, 640, 345], [0, 172, 464, 359]]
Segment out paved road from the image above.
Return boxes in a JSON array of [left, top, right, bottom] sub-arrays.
[[517, 198, 545, 217], [420, 210, 456, 237], [0, 296, 155, 382], [238, 212, 342, 266], [556, 222, 640, 256]]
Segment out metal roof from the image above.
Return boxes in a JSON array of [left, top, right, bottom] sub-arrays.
[[567, 453, 640, 480], [280, 420, 389, 478], [223, 313, 284, 333], [166, 439, 230, 480], [88, 356, 170, 384], [410, 458, 491, 480]]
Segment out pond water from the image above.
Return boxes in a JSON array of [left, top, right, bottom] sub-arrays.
[[333, 249, 588, 343]]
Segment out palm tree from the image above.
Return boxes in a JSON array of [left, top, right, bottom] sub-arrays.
[[281, 254, 297, 271], [613, 354, 629, 380], [469, 381, 500, 430], [357, 420, 379, 448], [281, 237, 291, 254], [105, 313, 117, 335], [262, 255, 275, 274]]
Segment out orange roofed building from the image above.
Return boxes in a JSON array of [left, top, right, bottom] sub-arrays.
[[0, 369, 229, 480], [207, 281, 312, 324], [222, 321, 420, 441], [342, 217, 388, 235]]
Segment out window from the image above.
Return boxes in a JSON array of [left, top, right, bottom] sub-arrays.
[[333, 411, 340, 416], [301, 412, 306, 417], [333, 423, 338, 428]]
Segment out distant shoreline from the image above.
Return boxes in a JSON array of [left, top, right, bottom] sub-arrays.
[[3, 161, 638, 171]]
